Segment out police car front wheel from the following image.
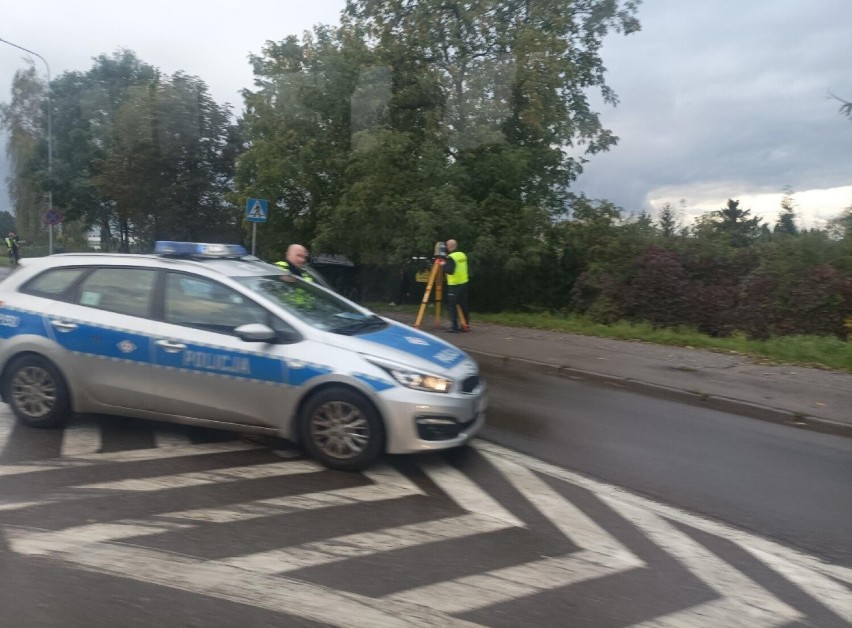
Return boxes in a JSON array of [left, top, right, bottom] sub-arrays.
[[300, 387, 384, 471], [4, 355, 71, 428]]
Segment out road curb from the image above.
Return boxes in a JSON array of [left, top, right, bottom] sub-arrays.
[[470, 350, 852, 440]]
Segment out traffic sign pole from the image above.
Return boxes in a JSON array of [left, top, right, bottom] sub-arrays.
[[43, 208, 63, 255], [245, 198, 269, 258]]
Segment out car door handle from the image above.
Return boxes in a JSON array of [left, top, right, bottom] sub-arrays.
[[50, 320, 78, 332], [155, 339, 187, 353]]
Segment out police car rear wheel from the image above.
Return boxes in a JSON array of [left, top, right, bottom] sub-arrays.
[[5, 355, 70, 428], [301, 387, 383, 471]]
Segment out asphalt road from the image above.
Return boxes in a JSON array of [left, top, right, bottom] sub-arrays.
[[1, 366, 851, 626], [480, 362, 852, 568]]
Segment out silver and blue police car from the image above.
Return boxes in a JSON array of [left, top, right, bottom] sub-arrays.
[[0, 242, 486, 470]]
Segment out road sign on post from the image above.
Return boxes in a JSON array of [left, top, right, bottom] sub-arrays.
[[43, 207, 63, 226], [245, 198, 268, 223], [245, 198, 269, 256], [43, 208, 63, 256]]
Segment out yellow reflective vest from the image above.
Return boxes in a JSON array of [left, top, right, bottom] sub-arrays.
[[446, 251, 468, 285]]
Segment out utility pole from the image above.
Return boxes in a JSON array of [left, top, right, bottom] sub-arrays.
[[0, 37, 53, 253]]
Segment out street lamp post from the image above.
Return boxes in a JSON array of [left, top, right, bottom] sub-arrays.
[[0, 37, 53, 254]]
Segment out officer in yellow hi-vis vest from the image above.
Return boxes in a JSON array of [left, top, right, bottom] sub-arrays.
[[444, 239, 470, 333], [275, 244, 315, 282]]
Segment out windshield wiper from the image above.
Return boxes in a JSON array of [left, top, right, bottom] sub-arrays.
[[331, 316, 387, 335]]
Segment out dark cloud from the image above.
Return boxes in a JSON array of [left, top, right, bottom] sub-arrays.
[[574, 0, 852, 224]]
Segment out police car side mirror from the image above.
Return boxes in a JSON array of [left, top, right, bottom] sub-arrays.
[[234, 323, 277, 343]]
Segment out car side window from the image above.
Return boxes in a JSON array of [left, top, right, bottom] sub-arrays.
[[20, 268, 88, 300], [164, 272, 269, 336], [76, 268, 157, 317]]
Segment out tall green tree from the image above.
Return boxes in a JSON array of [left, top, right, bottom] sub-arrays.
[[773, 187, 798, 235], [49, 51, 159, 249], [694, 198, 763, 248], [94, 72, 241, 250], [0, 62, 48, 242], [340, 0, 641, 259], [237, 27, 369, 261]]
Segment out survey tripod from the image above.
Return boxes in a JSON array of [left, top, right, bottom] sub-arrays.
[[413, 242, 469, 331]]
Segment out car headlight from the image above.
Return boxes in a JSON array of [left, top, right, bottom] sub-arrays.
[[367, 359, 452, 393]]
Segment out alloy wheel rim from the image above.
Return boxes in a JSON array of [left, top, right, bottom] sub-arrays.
[[11, 366, 57, 418], [310, 400, 370, 460]]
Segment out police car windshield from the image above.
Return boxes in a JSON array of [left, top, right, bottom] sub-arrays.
[[236, 275, 387, 335]]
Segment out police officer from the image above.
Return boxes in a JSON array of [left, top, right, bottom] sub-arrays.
[[5, 231, 20, 268], [444, 239, 470, 333], [275, 244, 314, 282]]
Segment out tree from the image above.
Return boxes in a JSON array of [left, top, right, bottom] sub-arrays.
[[0, 62, 48, 243], [773, 187, 798, 235], [29, 51, 242, 252], [656, 202, 680, 238], [238, 0, 641, 280], [830, 92, 852, 122], [94, 72, 240, 250], [696, 198, 763, 248]]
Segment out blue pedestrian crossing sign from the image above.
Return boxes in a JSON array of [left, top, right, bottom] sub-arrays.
[[245, 198, 269, 223]]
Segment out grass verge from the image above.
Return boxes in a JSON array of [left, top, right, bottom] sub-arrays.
[[372, 304, 852, 374]]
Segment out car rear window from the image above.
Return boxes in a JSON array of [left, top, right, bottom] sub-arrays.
[[20, 267, 88, 299]]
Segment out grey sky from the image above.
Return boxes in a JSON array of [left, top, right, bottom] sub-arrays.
[[2, 0, 851, 228]]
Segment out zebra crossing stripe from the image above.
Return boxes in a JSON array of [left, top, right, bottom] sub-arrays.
[[603, 497, 802, 626], [419, 458, 524, 528], [4, 534, 480, 628], [739, 545, 852, 624], [162, 463, 423, 524], [65, 440, 262, 463], [0, 415, 14, 453], [219, 513, 513, 574], [0, 463, 54, 478], [473, 441, 847, 590], [77, 459, 325, 491], [61, 422, 102, 457], [7, 521, 195, 552], [153, 430, 195, 449], [0, 440, 264, 479], [385, 453, 644, 614], [482, 451, 642, 566]]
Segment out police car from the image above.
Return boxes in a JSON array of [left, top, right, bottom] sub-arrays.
[[0, 242, 486, 470]]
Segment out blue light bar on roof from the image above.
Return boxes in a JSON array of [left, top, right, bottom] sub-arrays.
[[154, 241, 248, 258]]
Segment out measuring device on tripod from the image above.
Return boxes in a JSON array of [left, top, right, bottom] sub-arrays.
[[413, 241, 469, 330]]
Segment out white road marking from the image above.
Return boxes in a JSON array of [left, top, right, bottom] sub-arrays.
[[419, 458, 524, 528], [154, 429, 194, 449], [61, 422, 102, 457], [0, 464, 56, 478], [78, 459, 325, 491], [164, 463, 422, 523], [605, 498, 801, 626], [220, 513, 513, 574], [482, 451, 641, 565], [0, 414, 14, 455], [5, 530, 481, 628], [0, 440, 263, 479], [386, 453, 644, 614], [67, 440, 262, 463], [8, 521, 194, 550], [474, 441, 849, 589], [2, 435, 845, 626], [741, 545, 852, 624]]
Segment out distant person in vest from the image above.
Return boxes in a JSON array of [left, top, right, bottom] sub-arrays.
[[275, 244, 314, 282], [5, 231, 20, 268], [444, 239, 470, 333]]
